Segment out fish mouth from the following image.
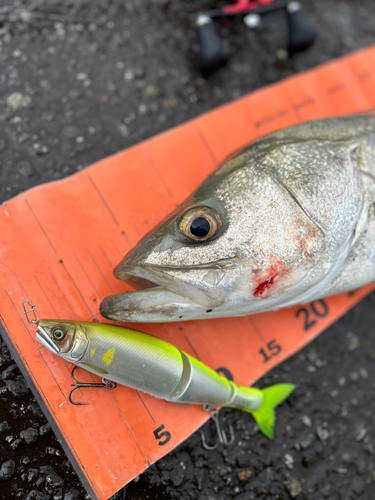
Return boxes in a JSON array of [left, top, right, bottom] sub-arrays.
[[114, 258, 237, 292], [36, 325, 59, 354], [100, 258, 240, 323]]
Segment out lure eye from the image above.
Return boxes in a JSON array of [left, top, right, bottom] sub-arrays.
[[178, 207, 222, 242], [53, 328, 65, 341]]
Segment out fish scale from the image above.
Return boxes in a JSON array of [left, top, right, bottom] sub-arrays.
[[100, 116, 375, 323]]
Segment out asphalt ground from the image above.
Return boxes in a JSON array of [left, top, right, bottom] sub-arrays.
[[0, 1, 374, 499]]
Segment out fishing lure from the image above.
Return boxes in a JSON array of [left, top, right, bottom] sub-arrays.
[[100, 116, 375, 323], [35, 319, 295, 440]]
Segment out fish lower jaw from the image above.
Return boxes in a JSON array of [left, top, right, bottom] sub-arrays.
[[100, 287, 212, 323], [99, 286, 269, 323]]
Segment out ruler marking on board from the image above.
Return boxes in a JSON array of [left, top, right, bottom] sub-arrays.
[[34, 274, 60, 318], [184, 335, 201, 361], [133, 223, 143, 239], [59, 261, 93, 316], [47, 267, 77, 319], [86, 247, 115, 294], [74, 253, 103, 301], [19, 281, 35, 310], [25, 199, 57, 254], [281, 86, 305, 122], [135, 390, 156, 423], [194, 123, 220, 167], [98, 242, 131, 293], [247, 317, 265, 343], [120, 230, 133, 249], [39, 272, 68, 319], [5, 288, 35, 342], [110, 238, 124, 259], [108, 394, 149, 463], [144, 146, 176, 203], [38, 348, 69, 403], [88, 175, 120, 226], [98, 243, 114, 269]]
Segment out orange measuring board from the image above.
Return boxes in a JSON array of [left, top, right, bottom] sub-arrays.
[[1, 45, 375, 500]]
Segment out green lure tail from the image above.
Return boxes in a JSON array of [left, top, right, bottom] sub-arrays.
[[247, 384, 296, 440]]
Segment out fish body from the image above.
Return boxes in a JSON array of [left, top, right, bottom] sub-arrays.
[[36, 319, 295, 439], [100, 116, 375, 323]]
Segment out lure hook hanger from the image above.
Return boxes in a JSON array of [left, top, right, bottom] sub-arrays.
[[200, 404, 235, 450], [22, 300, 38, 324], [69, 366, 117, 406]]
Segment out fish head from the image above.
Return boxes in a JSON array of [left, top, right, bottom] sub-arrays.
[[100, 146, 329, 323], [36, 320, 89, 361]]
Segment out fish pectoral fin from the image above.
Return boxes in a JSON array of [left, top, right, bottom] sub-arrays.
[[248, 384, 296, 440]]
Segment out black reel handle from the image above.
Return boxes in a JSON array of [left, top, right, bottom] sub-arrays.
[[196, 1, 316, 76], [197, 14, 231, 77], [286, 1, 316, 54]]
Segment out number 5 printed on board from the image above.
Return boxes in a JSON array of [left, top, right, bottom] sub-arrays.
[[153, 425, 171, 446]]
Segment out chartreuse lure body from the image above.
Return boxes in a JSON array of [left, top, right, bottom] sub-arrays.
[[36, 319, 295, 439]]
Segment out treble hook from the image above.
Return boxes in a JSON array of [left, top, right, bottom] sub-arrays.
[[22, 301, 37, 324], [69, 366, 117, 406], [200, 405, 235, 450]]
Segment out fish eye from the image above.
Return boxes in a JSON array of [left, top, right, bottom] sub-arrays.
[[53, 328, 65, 341], [178, 207, 222, 242]]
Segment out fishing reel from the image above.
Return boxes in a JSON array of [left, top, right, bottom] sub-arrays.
[[196, 0, 316, 76]]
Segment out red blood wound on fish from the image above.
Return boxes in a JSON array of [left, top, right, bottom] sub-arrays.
[[252, 259, 291, 298], [253, 277, 276, 297]]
